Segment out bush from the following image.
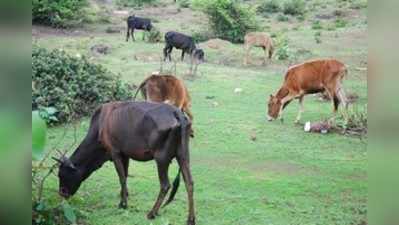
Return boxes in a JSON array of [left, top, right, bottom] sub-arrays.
[[116, 0, 158, 7], [178, 0, 191, 8], [314, 31, 322, 44], [257, 0, 281, 15], [32, 46, 133, 124], [191, 30, 214, 42], [312, 20, 323, 30], [147, 27, 162, 43], [335, 18, 348, 28], [32, 0, 88, 28], [274, 34, 291, 60], [277, 13, 289, 22], [283, 0, 306, 16], [194, 0, 258, 43]]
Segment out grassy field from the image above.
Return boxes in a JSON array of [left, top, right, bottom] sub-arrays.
[[34, 0, 367, 224]]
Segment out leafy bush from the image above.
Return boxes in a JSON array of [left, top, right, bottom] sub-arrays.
[[178, 0, 191, 8], [314, 31, 322, 44], [32, 0, 89, 28], [257, 0, 281, 15], [191, 30, 214, 42], [193, 0, 258, 43], [312, 20, 323, 30], [274, 34, 292, 60], [335, 18, 348, 28], [32, 46, 133, 124], [283, 0, 306, 16], [116, 0, 158, 7], [277, 13, 289, 22], [147, 27, 162, 43]]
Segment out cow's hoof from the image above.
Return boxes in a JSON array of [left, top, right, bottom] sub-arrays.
[[187, 218, 196, 225], [118, 202, 127, 209], [146, 211, 157, 220], [294, 119, 300, 124]]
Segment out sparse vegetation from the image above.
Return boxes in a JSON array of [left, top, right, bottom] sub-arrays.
[[257, 0, 281, 15], [116, 0, 158, 7], [312, 20, 323, 30], [283, 0, 306, 16]]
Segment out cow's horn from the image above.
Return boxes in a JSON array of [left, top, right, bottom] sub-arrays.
[[52, 156, 63, 164]]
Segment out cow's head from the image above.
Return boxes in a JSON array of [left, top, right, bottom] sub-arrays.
[[146, 23, 153, 31], [267, 94, 281, 121], [53, 156, 83, 198], [193, 49, 205, 64]]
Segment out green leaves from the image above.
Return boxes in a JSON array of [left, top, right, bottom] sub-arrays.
[[62, 201, 77, 224], [32, 111, 47, 160]]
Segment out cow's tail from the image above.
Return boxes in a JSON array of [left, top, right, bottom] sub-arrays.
[[133, 78, 149, 101], [163, 110, 190, 207], [163, 168, 181, 207]]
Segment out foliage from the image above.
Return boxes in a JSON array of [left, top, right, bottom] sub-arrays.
[[32, 111, 47, 161], [335, 105, 367, 136], [32, 0, 89, 28], [314, 31, 322, 43], [257, 0, 281, 15], [178, 0, 191, 8], [312, 20, 323, 30], [274, 33, 292, 60], [335, 18, 348, 28], [193, 0, 258, 43], [277, 13, 289, 22], [282, 0, 306, 16], [116, 0, 158, 7], [32, 46, 133, 124], [191, 30, 214, 42], [147, 27, 162, 43]]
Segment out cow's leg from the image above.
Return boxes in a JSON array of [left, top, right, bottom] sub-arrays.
[[131, 28, 135, 41], [243, 44, 251, 65], [126, 28, 130, 42], [121, 157, 130, 197], [163, 45, 170, 61], [147, 160, 170, 219], [262, 46, 268, 65], [111, 152, 128, 209], [167, 47, 173, 61], [181, 51, 185, 61], [295, 95, 305, 124], [177, 157, 195, 225]]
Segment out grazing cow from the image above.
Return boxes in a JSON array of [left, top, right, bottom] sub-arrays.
[[267, 59, 348, 123], [126, 15, 153, 42], [134, 74, 193, 127], [243, 32, 274, 65], [163, 31, 205, 63], [54, 102, 196, 225]]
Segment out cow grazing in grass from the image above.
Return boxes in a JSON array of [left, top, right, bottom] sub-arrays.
[[267, 59, 348, 123], [163, 31, 204, 63], [126, 15, 153, 42], [243, 32, 274, 65], [54, 102, 196, 225], [134, 74, 193, 126]]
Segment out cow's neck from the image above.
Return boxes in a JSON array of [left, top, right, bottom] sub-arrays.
[[70, 142, 110, 180], [276, 86, 289, 101]]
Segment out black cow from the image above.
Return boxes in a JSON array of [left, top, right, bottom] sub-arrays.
[[53, 101, 196, 225], [163, 31, 205, 63], [126, 15, 153, 42]]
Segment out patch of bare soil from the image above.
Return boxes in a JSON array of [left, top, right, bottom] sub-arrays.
[[201, 38, 232, 49], [32, 25, 91, 38], [133, 52, 163, 62]]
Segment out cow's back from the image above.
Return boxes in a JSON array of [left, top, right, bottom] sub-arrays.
[[284, 59, 346, 92], [99, 102, 180, 153]]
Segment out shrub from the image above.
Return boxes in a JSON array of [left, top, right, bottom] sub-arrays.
[[314, 31, 322, 44], [283, 0, 306, 16], [116, 0, 158, 7], [194, 0, 258, 43], [274, 34, 291, 60], [335, 18, 348, 28], [191, 30, 214, 42], [257, 0, 281, 15], [32, 0, 89, 28], [312, 20, 323, 30], [32, 46, 133, 124], [178, 0, 191, 8], [277, 13, 289, 22], [147, 27, 162, 43]]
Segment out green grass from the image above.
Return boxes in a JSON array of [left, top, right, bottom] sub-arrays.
[[34, 0, 367, 224]]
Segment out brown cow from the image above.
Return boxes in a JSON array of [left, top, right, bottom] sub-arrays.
[[243, 32, 274, 65], [267, 59, 348, 123], [134, 73, 193, 122]]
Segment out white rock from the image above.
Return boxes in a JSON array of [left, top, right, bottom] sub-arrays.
[[304, 122, 311, 132]]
